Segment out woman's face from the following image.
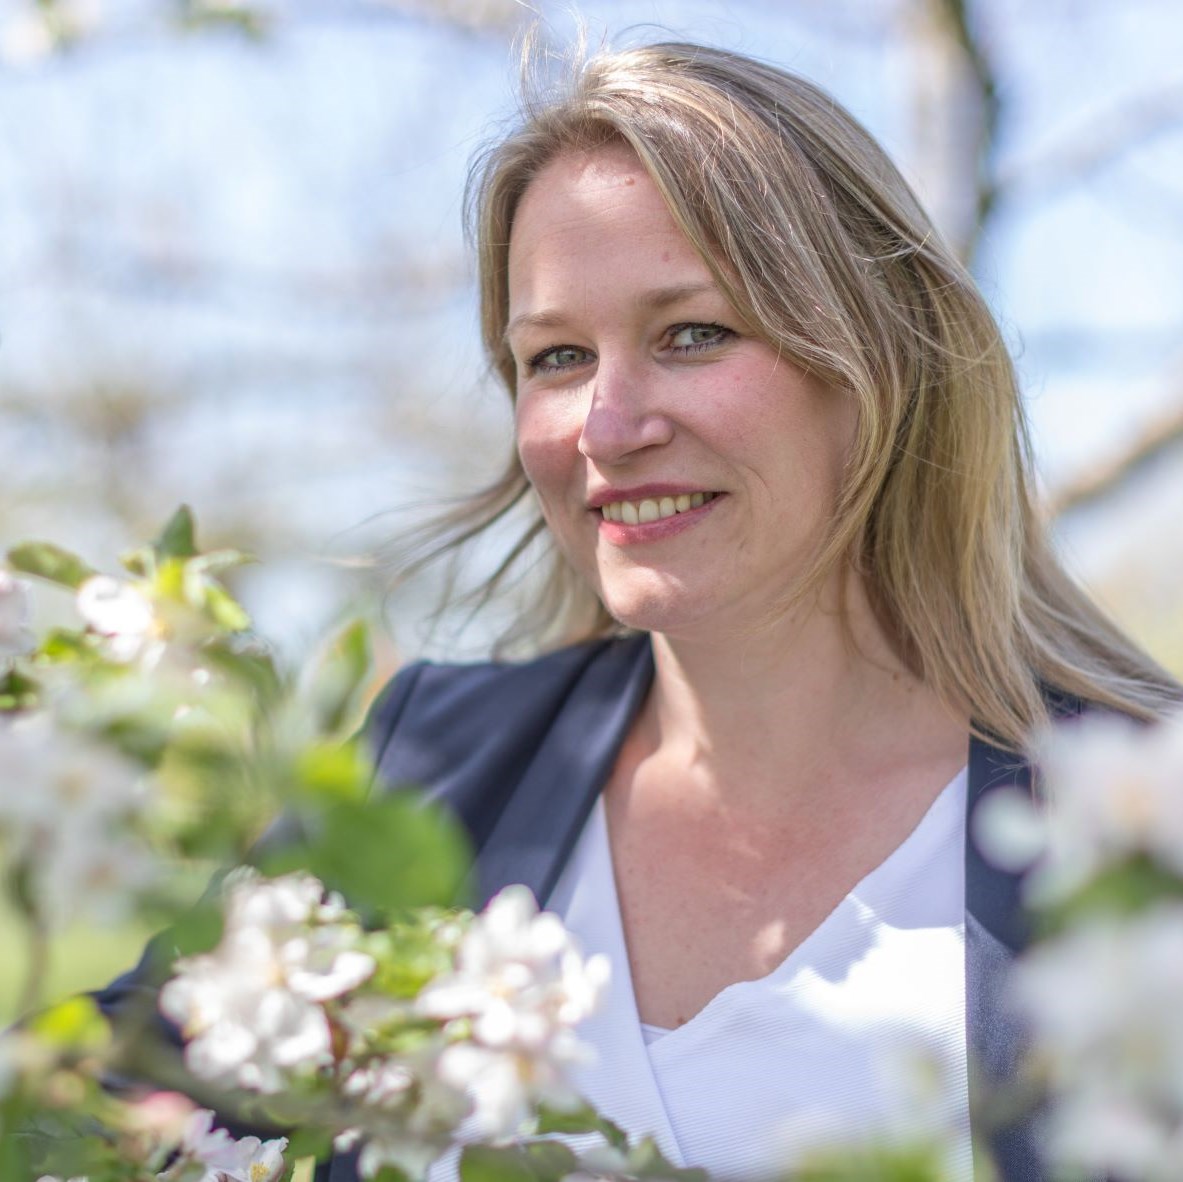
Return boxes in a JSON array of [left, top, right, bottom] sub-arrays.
[[506, 145, 856, 639]]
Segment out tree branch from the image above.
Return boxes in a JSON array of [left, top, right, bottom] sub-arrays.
[[1051, 395, 1183, 518], [996, 82, 1183, 206]]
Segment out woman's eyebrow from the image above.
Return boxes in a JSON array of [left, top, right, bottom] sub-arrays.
[[504, 282, 721, 344]]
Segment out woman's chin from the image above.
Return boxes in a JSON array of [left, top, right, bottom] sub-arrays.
[[598, 585, 718, 640]]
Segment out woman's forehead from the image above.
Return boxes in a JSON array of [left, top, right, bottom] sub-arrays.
[[505, 154, 720, 326]]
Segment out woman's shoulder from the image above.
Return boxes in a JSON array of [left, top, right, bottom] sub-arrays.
[[367, 634, 645, 736], [362, 633, 651, 815]]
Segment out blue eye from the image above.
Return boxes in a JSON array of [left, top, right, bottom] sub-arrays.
[[525, 345, 592, 373], [668, 323, 733, 351]]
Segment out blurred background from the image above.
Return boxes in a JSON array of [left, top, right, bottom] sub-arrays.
[[2, 0, 1182, 1008]]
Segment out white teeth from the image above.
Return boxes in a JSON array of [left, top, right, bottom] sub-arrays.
[[600, 492, 717, 523]]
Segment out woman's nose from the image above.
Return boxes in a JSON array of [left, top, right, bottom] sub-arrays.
[[577, 361, 674, 464]]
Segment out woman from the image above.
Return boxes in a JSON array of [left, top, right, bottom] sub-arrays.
[[360, 39, 1181, 1182], [98, 38, 1179, 1182]]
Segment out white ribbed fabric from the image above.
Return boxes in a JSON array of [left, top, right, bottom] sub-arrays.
[[640, 1021, 670, 1046], [545, 770, 974, 1182]]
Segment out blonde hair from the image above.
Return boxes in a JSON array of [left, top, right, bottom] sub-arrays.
[[410, 39, 1179, 751]]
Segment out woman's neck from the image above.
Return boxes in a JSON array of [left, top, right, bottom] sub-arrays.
[[640, 573, 967, 815]]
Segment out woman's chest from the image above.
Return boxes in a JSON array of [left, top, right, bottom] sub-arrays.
[[604, 808, 854, 1029], [602, 769, 965, 1030]]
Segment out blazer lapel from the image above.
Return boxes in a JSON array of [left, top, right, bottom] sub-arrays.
[[476, 633, 653, 907], [965, 734, 1044, 1181]]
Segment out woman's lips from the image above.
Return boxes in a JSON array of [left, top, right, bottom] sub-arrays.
[[598, 490, 719, 524], [594, 491, 723, 542]]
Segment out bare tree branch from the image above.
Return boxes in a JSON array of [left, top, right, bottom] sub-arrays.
[[1051, 394, 1183, 517], [930, 0, 1001, 249], [902, 0, 1001, 266], [995, 82, 1183, 206]]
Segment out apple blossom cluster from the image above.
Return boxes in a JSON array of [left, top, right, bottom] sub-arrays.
[[161, 870, 378, 1094], [159, 873, 609, 1178], [1017, 906, 1183, 1180], [35, 1103, 287, 1182], [989, 710, 1183, 1182], [155, 1107, 287, 1182], [76, 574, 166, 665], [0, 714, 159, 929], [3, 513, 630, 1182], [0, 516, 268, 939], [417, 884, 611, 1139]]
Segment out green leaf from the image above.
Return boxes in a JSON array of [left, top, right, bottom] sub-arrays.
[[270, 791, 472, 918], [626, 1136, 710, 1180], [161, 895, 226, 961], [521, 1142, 580, 1174], [155, 556, 186, 601], [119, 544, 153, 578], [0, 1125, 30, 1182], [7, 542, 95, 589], [282, 1127, 335, 1165], [794, 1143, 947, 1182], [155, 505, 198, 560], [189, 548, 253, 576], [203, 580, 251, 631], [368, 1167, 412, 1182], [28, 996, 111, 1054], [0, 667, 39, 711], [459, 1142, 579, 1182], [536, 1100, 618, 1143], [305, 618, 373, 738], [37, 627, 91, 662], [363, 912, 465, 999], [202, 640, 282, 703], [536, 1102, 629, 1154], [1037, 853, 1183, 936], [459, 1145, 542, 1182], [294, 741, 373, 804]]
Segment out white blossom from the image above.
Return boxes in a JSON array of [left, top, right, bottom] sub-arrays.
[[970, 786, 1047, 874], [0, 0, 101, 64], [336, 1048, 470, 1180], [1017, 905, 1183, 1179], [160, 871, 374, 1094], [1032, 710, 1183, 898], [1042, 1090, 1183, 1182], [159, 1108, 286, 1182], [0, 715, 157, 928], [417, 885, 609, 1138], [76, 574, 163, 664], [0, 570, 35, 659]]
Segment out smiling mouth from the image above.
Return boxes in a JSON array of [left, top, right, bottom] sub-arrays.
[[599, 492, 719, 524]]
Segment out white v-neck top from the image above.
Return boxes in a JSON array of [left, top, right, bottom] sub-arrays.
[[545, 769, 974, 1181]]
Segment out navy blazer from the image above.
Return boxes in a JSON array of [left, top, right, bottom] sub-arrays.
[[100, 632, 1045, 1182], [342, 632, 1044, 1182]]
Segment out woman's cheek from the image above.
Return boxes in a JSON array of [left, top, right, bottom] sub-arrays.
[[515, 396, 583, 496]]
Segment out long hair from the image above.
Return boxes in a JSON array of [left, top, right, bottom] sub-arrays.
[[405, 39, 1180, 751]]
